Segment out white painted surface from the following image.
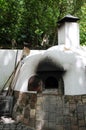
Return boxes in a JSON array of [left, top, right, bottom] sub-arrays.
[[0, 50, 17, 90], [58, 24, 65, 45], [0, 46, 86, 95], [65, 22, 80, 48], [0, 49, 45, 90], [58, 22, 80, 49]]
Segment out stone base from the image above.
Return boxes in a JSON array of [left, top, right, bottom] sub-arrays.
[[12, 91, 37, 127], [12, 91, 86, 130]]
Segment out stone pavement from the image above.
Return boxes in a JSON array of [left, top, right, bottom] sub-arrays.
[[0, 122, 35, 130]]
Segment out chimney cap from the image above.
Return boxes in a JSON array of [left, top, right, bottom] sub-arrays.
[[58, 14, 80, 24]]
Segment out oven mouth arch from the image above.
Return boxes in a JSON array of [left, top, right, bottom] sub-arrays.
[[35, 57, 65, 94]]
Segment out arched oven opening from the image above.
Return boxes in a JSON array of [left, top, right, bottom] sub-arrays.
[[28, 75, 43, 93], [45, 76, 58, 89], [35, 58, 65, 95]]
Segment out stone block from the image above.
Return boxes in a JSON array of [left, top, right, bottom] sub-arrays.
[[23, 118, 29, 125], [42, 120, 49, 129], [37, 97, 43, 105], [82, 98, 86, 103], [43, 112, 49, 120], [43, 95, 51, 103], [29, 118, 35, 127], [63, 102, 69, 108], [63, 107, 69, 116], [48, 121, 56, 129], [77, 105, 84, 112], [56, 125, 64, 130], [49, 104, 56, 112], [78, 113, 84, 120], [35, 120, 43, 130], [63, 116, 71, 124], [43, 103, 49, 111], [57, 100, 63, 107], [56, 116, 63, 125], [16, 115, 24, 122], [18, 92, 27, 105], [69, 103, 76, 109], [36, 111, 45, 121], [71, 125, 78, 130], [48, 112, 56, 122], [56, 108, 63, 116], [82, 95, 86, 99], [84, 116, 86, 121], [69, 108, 76, 116], [74, 95, 81, 101], [36, 105, 42, 112], [83, 104, 86, 110], [30, 109, 36, 118], [57, 96, 62, 101], [23, 105, 30, 118], [78, 120, 85, 127], [79, 127, 86, 130], [64, 124, 71, 130], [4, 129, 10, 130], [70, 117, 78, 125]]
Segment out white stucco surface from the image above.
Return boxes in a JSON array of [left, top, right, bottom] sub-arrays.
[[0, 45, 86, 95], [0, 50, 17, 90], [0, 49, 45, 90], [58, 22, 80, 49]]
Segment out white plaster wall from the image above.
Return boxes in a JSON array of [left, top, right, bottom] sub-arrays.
[[65, 22, 80, 48], [0, 50, 18, 90], [58, 24, 65, 45], [49, 46, 86, 95], [58, 22, 80, 49], [13, 45, 86, 95], [0, 46, 86, 95], [0, 49, 45, 91], [63, 58, 86, 95]]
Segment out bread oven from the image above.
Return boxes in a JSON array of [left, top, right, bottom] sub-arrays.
[[0, 15, 86, 130], [36, 57, 65, 94]]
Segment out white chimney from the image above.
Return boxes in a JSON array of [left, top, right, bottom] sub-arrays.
[[58, 14, 80, 49]]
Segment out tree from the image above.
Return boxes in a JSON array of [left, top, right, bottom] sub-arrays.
[[0, 0, 20, 48], [0, 0, 86, 49], [79, 2, 86, 45]]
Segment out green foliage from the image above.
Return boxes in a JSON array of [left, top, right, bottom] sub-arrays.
[[0, 0, 20, 48], [79, 3, 86, 45], [0, 0, 86, 49]]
